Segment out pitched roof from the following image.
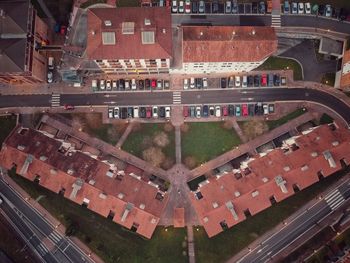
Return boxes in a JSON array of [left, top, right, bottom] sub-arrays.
[[0, 39, 26, 72], [0, 0, 30, 35], [182, 26, 277, 63], [190, 123, 350, 237], [86, 7, 172, 60], [340, 49, 350, 89]]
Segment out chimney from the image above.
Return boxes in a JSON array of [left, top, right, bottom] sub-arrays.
[[121, 202, 134, 222], [275, 175, 288, 193], [69, 178, 84, 199]]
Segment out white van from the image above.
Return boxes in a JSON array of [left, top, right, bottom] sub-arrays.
[[133, 107, 139, 118], [242, 75, 247, 88], [131, 79, 136, 90], [48, 57, 54, 70]]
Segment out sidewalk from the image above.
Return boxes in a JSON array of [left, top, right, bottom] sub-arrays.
[[115, 122, 134, 148]]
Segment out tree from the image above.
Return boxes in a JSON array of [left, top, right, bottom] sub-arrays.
[[142, 147, 165, 167]]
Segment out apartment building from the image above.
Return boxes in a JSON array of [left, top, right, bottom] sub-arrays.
[[86, 7, 172, 75], [189, 123, 350, 237], [180, 26, 278, 74], [0, 126, 168, 238], [0, 0, 49, 84], [340, 49, 350, 90]]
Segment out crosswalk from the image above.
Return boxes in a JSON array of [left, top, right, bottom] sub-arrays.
[[51, 93, 61, 107], [48, 231, 62, 245], [37, 243, 49, 256], [325, 189, 345, 210], [173, 91, 181, 104], [271, 14, 281, 28]]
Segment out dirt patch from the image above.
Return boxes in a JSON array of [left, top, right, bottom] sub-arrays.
[[240, 120, 268, 140], [142, 147, 166, 167], [164, 123, 174, 132], [221, 120, 234, 130], [153, 131, 170, 148], [180, 123, 189, 133], [184, 156, 197, 170]]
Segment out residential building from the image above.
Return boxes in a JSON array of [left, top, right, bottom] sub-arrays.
[[189, 123, 350, 237], [179, 26, 277, 74], [0, 0, 49, 84], [340, 49, 350, 90], [0, 126, 168, 238], [86, 7, 172, 75]]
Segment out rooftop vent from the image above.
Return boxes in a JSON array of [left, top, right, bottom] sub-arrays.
[[251, 29, 256, 35], [106, 170, 114, 178], [251, 190, 259, 197], [203, 217, 209, 223], [118, 193, 125, 199], [88, 179, 95, 185], [39, 155, 47, 161], [69, 178, 84, 199], [311, 152, 318, 157], [283, 166, 290, 172], [212, 202, 219, 208], [162, 28, 166, 34], [323, 150, 336, 168], [275, 175, 288, 193], [99, 193, 107, 199], [139, 203, 145, 210], [262, 177, 269, 183], [332, 141, 339, 146], [301, 165, 309, 171], [151, 218, 157, 224], [67, 169, 74, 175], [17, 145, 25, 151], [104, 20, 112, 26], [91, 30, 95, 35], [234, 191, 241, 197], [50, 169, 57, 175], [144, 18, 151, 26]]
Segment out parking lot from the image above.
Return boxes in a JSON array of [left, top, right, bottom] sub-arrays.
[[92, 78, 170, 92]]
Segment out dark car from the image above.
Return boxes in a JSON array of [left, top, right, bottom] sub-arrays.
[[212, 1, 219, 13], [145, 79, 151, 89], [268, 73, 274, 87], [209, 106, 215, 116], [164, 80, 170, 89], [254, 75, 260, 87], [118, 79, 125, 90], [252, 2, 258, 13], [140, 107, 147, 118], [273, 74, 280, 86], [159, 107, 166, 118], [228, 104, 235, 116], [221, 78, 227, 88], [195, 78, 203, 89], [120, 107, 128, 119], [247, 76, 254, 87], [255, 103, 263, 116], [190, 106, 195, 117], [127, 107, 133, 118], [319, 4, 325, 16], [192, 1, 198, 13], [339, 8, 347, 21], [203, 105, 209, 117], [248, 104, 255, 116], [138, 79, 145, 90]]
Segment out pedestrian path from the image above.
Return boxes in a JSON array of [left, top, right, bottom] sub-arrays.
[[325, 189, 345, 210], [48, 231, 62, 245], [51, 93, 61, 107], [173, 91, 181, 105], [187, 225, 196, 263], [37, 243, 49, 256], [271, 14, 281, 28]]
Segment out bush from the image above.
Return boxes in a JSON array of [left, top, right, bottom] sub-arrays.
[[142, 147, 165, 167], [153, 131, 170, 148]]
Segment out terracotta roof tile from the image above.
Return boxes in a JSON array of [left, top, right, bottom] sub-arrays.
[[182, 26, 277, 63]]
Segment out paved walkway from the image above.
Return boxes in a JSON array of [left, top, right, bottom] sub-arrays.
[[115, 122, 134, 148], [189, 110, 314, 179], [187, 225, 196, 263], [232, 120, 248, 143], [175, 126, 182, 164]]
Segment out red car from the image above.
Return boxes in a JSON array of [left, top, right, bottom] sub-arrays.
[[146, 107, 152, 118], [64, 104, 74, 110], [261, 74, 267, 86], [222, 106, 228, 116], [183, 106, 188, 117], [60, 25, 67, 35], [242, 104, 248, 116], [151, 79, 157, 88]]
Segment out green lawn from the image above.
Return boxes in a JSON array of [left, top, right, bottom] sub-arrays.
[[257, 56, 303, 81], [116, 0, 140, 7], [0, 115, 17, 144], [266, 108, 306, 130], [319, 113, 334, 125], [321, 72, 336, 87], [181, 122, 241, 167], [8, 170, 188, 263], [194, 169, 347, 263]]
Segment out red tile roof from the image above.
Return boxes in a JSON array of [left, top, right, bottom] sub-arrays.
[[0, 127, 168, 239], [87, 7, 172, 60], [190, 123, 350, 237], [182, 26, 277, 63]]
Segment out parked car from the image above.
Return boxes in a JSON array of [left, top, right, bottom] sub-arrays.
[[113, 107, 119, 118], [190, 77, 195, 89], [145, 79, 151, 89], [108, 108, 114, 118], [248, 104, 255, 116], [112, 80, 117, 90], [164, 80, 170, 89], [305, 2, 311, 14], [235, 76, 241, 87], [261, 74, 267, 86], [273, 74, 281, 86], [140, 107, 147, 118], [198, 0, 205, 13], [118, 79, 125, 90], [203, 78, 208, 88], [146, 107, 152, 118], [228, 104, 235, 116], [138, 79, 144, 90], [100, 79, 105, 90], [228, 76, 235, 88], [195, 78, 203, 89], [172, 0, 178, 12], [106, 80, 112, 90], [151, 79, 157, 89], [235, 105, 241, 116], [263, 104, 269, 115], [254, 75, 260, 87], [222, 106, 228, 116], [283, 0, 290, 14], [209, 106, 215, 116], [125, 79, 130, 90], [268, 73, 274, 87], [120, 108, 128, 119], [221, 78, 227, 88], [225, 1, 232, 13], [298, 2, 304, 14], [165, 107, 171, 118], [190, 106, 196, 117], [133, 106, 139, 118], [232, 0, 238, 14], [215, 106, 221, 117], [281, 76, 287, 86], [127, 107, 133, 118], [47, 70, 53, 83], [247, 76, 254, 87], [131, 79, 137, 90], [325, 4, 332, 17], [183, 106, 189, 117], [152, 106, 158, 118], [91, 79, 98, 91], [192, 1, 198, 13], [212, 0, 219, 13], [185, 0, 191, 13], [242, 104, 248, 116], [203, 105, 209, 117], [157, 79, 163, 89], [259, 1, 266, 14], [184, 78, 189, 89], [242, 75, 247, 88], [159, 107, 166, 118], [291, 2, 297, 14], [268, 104, 275, 114], [196, 106, 201, 118], [178, 0, 184, 12]]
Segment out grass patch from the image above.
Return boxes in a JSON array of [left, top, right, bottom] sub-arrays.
[[116, 0, 140, 7], [321, 72, 336, 87], [319, 113, 334, 125], [266, 108, 306, 130], [0, 115, 17, 144], [194, 169, 347, 263], [121, 123, 175, 169], [80, 0, 106, 8], [257, 56, 303, 81], [181, 122, 241, 167], [8, 170, 188, 263], [238, 120, 269, 141]]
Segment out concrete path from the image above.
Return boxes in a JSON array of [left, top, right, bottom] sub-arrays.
[[175, 126, 182, 164], [232, 120, 248, 143], [115, 122, 135, 148], [187, 225, 196, 263], [189, 110, 314, 179]]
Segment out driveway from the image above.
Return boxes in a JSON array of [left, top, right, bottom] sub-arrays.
[[280, 39, 337, 82]]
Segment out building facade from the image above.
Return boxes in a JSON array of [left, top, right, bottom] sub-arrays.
[[179, 26, 278, 74], [0, 0, 49, 84], [340, 49, 350, 90], [87, 7, 172, 75]]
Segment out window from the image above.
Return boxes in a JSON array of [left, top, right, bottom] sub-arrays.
[[102, 32, 116, 45], [122, 22, 135, 34], [244, 209, 251, 217], [141, 31, 155, 44], [269, 195, 276, 205]]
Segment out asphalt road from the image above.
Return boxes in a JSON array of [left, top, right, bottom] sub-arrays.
[[0, 179, 94, 263], [235, 177, 350, 263]]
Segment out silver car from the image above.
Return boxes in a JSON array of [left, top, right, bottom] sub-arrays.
[[198, 0, 205, 13]]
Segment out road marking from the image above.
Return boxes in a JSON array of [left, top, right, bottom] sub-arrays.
[[271, 14, 281, 28], [51, 94, 60, 107], [48, 231, 61, 244], [173, 91, 182, 104], [240, 97, 254, 101], [325, 190, 344, 210], [37, 243, 48, 256]]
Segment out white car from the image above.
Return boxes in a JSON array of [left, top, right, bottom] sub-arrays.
[[305, 2, 311, 14], [235, 76, 241, 87], [215, 106, 221, 117], [172, 0, 178, 12], [183, 79, 189, 89], [152, 106, 158, 118], [108, 108, 113, 118], [131, 79, 137, 90], [203, 78, 208, 88], [100, 80, 105, 90], [196, 106, 201, 118], [263, 104, 269, 115], [325, 5, 332, 17], [190, 77, 195, 89], [112, 80, 117, 89], [113, 107, 119, 118], [298, 2, 304, 14], [92, 79, 97, 90], [291, 2, 297, 14], [125, 79, 130, 90], [165, 107, 171, 118], [242, 75, 247, 88], [225, 1, 231, 13], [178, 0, 184, 13], [133, 107, 139, 118], [106, 80, 111, 90], [47, 71, 53, 83]]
